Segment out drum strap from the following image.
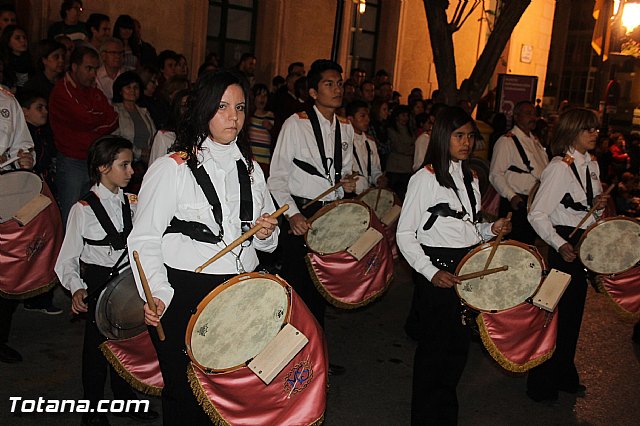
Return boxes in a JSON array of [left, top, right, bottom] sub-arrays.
[[81, 191, 132, 250], [423, 203, 466, 230], [307, 107, 342, 185], [353, 138, 372, 178], [569, 162, 594, 206], [560, 193, 589, 212], [507, 135, 534, 174]]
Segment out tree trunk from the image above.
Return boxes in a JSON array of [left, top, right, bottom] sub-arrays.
[[424, 0, 458, 105]]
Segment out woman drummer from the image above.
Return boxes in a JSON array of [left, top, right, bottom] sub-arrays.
[[526, 108, 608, 403], [127, 70, 278, 424], [396, 106, 511, 425]]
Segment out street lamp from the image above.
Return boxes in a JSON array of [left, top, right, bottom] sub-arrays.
[[351, 0, 367, 69], [621, 1, 640, 33], [357, 0, 367, 15]]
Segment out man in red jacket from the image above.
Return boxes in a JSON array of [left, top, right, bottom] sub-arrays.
[[49, 46, 118, 226]]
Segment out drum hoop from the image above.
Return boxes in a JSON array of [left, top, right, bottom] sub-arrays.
[[454, 240, 547, 312], [0, 170, 44, 221], [185, 271, 292, 374], [356, 188, 401, 207], [95, 268, 146, 340], [304, 199, 373, 254], [577, 215, 640, 274]]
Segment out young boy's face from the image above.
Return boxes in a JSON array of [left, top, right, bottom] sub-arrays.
[[348, 107, 370, 134], [22, 98, 48, 127]]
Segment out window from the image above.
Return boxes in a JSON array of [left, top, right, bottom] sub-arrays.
[[349, 0, 381, 77], [207, 0, 257, 68]]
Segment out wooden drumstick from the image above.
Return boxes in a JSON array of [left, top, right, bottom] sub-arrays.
[[457, 265, 508, 281], [133, 251, 165, 341], [301, 173, 359, 209], [568, 184, 614, 239], [195, 205, 289, 273], [374, 188, 382, 211], [481, 212, 512, 274]]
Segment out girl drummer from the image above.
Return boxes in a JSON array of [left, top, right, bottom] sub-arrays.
[[527, 108, 609, 403], [127, 70, 278, 424], [54, 136, 158, 424], [396, 106, 511, 425]]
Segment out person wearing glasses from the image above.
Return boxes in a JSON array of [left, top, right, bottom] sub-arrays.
[[397, 106, 511, 425], [96, 38, 133, 103], [48, 0, 88, 42], [526, 108, 609, 403], [490, 100, 549, 244]]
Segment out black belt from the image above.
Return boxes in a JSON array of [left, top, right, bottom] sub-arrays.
[[291, 195, 333, 208]]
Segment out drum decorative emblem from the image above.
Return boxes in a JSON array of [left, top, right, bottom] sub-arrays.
[[283, 359, 313, 396], [26, 234, 46, 261], [197, 324, 208, 337]]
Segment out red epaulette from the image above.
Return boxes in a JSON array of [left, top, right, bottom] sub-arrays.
[[424, 164, 435, 174], [296, 111, 309, 119], [127, 194, 138, 204], [504, 132, 514, 138], [78, 199, 89, 206], [471, 169, 478, 179], [0, 86, 14, 97], [590, 153, 597, 162], [169, 151, 188, 164], [561, 154, 574, 166], [337, 115, 350, 125]]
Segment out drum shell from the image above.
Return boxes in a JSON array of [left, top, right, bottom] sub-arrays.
[[186, 273, 327, 426], [577, 216, 640, 275], [0, 171, 63, 299], [356, 188, 401, 259], [95, 268, 147, 340]]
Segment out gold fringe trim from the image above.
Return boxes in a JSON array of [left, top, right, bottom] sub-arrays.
[[305, 255, 393, 309], [99, 342, 162, 396], [187, 364, 326, 425], [0, 278, 58, 300], [476, 314, 554, 373], [596, 276, 640, 321]]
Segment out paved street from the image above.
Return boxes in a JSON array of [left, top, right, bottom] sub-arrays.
[[1, 259, 639, 425]]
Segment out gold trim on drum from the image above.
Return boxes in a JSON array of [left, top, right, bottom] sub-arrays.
[[185, 272, 292, 374], [100, 343, 162, 396], [0, 278, 58, 300], [577, 216, 640, 275], [304, 200, 372, 255], [454, 240, 547, 312], [595, 275, 640, 320]]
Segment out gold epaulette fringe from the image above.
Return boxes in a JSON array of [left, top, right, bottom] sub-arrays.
[[596, 276, 640, 321], [99, 343, 162, 396], [475, 314, 555, 373], [0, 278, 58, 300], [305, 255, 393, 309]]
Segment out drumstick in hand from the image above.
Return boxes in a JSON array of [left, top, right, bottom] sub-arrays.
[[133, 251, 165, 341], [481, 212, 512, 274], [374, 188, 382, 211], [568, 184, 614, 239], [195, 205, 289, 273], [457, 265, 509, 281], [301, 173, 359, 209]]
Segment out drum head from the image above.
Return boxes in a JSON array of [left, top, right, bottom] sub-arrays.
[[306, 201, 370, 254], [95, 268, 147, 340], [456, 241, 544, 312], [0, 171, 42, 223], [187, 274, 289, 372], [578, 217, 640, 275], [357, 188, 396, 221]]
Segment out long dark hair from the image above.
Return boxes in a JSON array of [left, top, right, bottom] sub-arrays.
[[424, 106, 476, 190], [87, 136, 133, 186], [173, 69, 253, 172], [113, 15, 140, 59]]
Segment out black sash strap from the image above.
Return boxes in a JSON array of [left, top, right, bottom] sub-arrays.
[[307, 107, 342, 185], [462, 170, 477, 223], [423, 203, 466, 231], [292, 158, 325, 178], [353, 138, 372, 178], [511, 134, 533, 173], [569, 162, 594, 207], [82, 191, 132, 250], [560, 193, 589, 212]]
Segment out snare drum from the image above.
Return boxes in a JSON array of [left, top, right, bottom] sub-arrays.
[[95, 267, 164, 395], [185, 272, 327, 425], [357, 188, 402, 259], [304, 200, 393, 308], [577, 216, 640, 275], [0, 170, 63, 299]]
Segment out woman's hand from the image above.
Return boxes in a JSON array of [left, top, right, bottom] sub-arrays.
[[431, 270, 461, 288], [255, 213, 278, 240], [491, 218, 512, 235]]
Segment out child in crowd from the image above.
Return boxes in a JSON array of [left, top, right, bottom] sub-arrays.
[[54, 136, 158, 425], [248, 83, 274, 177], [0, 25, 34, 92], [346, 99, 385, 194]]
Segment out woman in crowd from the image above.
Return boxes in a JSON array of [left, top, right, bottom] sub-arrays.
[[248, 83, 274, 177], [386, 104, 414, 198], [0, 25, 33, 92], [397, 106, 510, 424], [23, 39, 66, 99], [370, 98, 390, 170], [148, 88, 189, 165], [128, 70, 278, 424], [113, 14, 139, 69]]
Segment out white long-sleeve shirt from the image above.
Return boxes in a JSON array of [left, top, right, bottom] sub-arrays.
[[528, 148, 603, 251], [55, 184, 136, 295], [149, 130, 176, 166], [127, 137, 279, 309], [353, 132, 383, 194], [413, 132, 429, 172], [268, 106, 354, 217], [489, 125, 549, 200], [397, 162, 495, 281], [0, 88, 34, 170]]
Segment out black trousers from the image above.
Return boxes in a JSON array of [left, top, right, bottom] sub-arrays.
[[527, 226, 588, 398], [81, 263, 137, 408], [499, 195, 537, 245], [411, 246, 473, 426], [148, 266, 232, 426], [0, 297, 18, 344]]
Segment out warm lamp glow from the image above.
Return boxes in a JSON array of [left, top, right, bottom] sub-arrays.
[[614, 0, 622, 16], [622, 3, 640, 33], [358, 0, 366, 15]]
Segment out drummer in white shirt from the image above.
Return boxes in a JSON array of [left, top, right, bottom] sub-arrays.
[[128, 70, 278, 424], [346, 99, 387, 194], [526, 108, 608, 403], [397, 106, 510, 425], [489, 100, 548, 244]]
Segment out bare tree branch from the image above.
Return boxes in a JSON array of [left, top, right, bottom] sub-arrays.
[[424, 0, 458, 104]]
